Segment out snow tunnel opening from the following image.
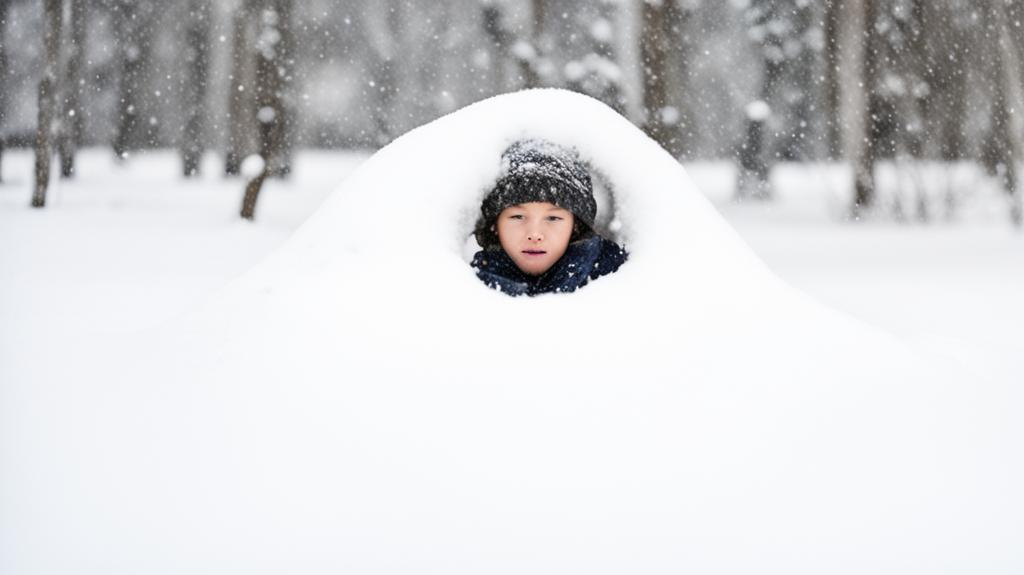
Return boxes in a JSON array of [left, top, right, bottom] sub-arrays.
[[459, 142, 629, 295]]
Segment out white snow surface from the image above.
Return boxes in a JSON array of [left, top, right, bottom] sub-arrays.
[[2, 89, 1023, 573]]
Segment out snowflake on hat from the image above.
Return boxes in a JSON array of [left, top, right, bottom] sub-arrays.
[[475, 139, 598, 250]]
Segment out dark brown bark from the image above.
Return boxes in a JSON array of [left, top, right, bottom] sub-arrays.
[[58, 0, 87, 178], [181, 0, 210, 177], [937, 56, 968, 162], [0, 0, 9, 182], [32, 0, 63, 208], [239, 0, 294, 220], [252, 0, 293, 177], [225, 3, 254, 175], [240, 164, 267, 220], [903, 0, 927, 160], [851, 0, 879, 216], [264, 0, 293, 177], [0, 0, 9, 181], [640, 0, 677, 157], [112, 0, 154, 159], [915, 0, 966, 162]]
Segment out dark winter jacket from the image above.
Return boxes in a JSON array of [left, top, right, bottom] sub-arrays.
[[471, 235, 628, 297]]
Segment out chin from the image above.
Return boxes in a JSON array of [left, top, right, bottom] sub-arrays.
[[518, 263, 551, 276]]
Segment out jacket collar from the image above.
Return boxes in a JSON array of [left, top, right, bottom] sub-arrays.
[[471, 236, 607, 296]]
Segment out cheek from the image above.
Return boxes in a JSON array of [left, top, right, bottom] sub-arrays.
[[495, 221, 514, 243], [497, 225, 525, 255], [556, 223, 574, 244]]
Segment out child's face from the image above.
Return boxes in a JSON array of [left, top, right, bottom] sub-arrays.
[[496, 202, 575, 276]]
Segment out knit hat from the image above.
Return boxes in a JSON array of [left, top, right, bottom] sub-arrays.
[[475, 139, 597, 250]]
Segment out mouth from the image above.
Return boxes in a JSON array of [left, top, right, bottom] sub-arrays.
[[522, 250, 547, 256]]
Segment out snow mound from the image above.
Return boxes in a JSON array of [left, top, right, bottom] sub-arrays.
[[3, 89, 1021, 574]]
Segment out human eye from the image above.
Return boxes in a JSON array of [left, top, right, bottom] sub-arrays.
[[546, 215, 564, 222], [508, 214, 525, 220]]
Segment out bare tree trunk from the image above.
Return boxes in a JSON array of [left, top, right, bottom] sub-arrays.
[[823, 0, 842, 160], [181, 0, 210, 177], [112, 0, 153, 160], [0, 0, 9, 182], [481, 1, 541, 91], [370, 56, 398, 146], [240, 0, 294, 177], [58, 0, 86, 178], [239, 162, 267, 220], [365, 0, 401, 146], [563, 2, 626, 114], [936, 49, 968, 163], [736, 0, 791, 201], [32, 0, 63, 208], [908, 0, 966, 220], [265, 0, 293, 177], [225, 2, 254, 175], [736, 106, 770, 201], [779, 1, 815, 161], [990, 0, 1024, 226], [240, 0, 294, 219], [593, 1, 626, 113], [901, 0, 927, 160], [531, 0, 546, 42], [526, 0, 546, 88], [830, 0, 876, 217], [253, 0, 279, 170], [481, 3, 510, 95], [640, 0, 676, 157], [853, 1, 880, 217]]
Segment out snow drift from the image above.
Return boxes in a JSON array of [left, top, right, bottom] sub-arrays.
[[2, 89, 1021, 574]]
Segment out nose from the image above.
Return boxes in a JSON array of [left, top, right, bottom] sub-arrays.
[[526, 220, 544, 241]]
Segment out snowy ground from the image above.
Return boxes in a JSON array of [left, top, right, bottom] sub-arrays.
[[2, 150, 1021, 370], [2, 122, 1022, 573], [0, 150, 364, 340], [693, 161, 1024, 378]]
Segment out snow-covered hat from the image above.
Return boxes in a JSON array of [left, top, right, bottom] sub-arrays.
[[475, 139, 597, 249]]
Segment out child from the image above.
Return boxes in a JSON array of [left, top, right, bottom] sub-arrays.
[[471, 139, 628, 296]]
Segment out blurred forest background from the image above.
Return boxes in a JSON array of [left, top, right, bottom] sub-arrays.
[[1, 0, 1023, 223]]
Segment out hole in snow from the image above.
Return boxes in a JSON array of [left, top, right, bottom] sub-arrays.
[[461, 141, 628, 296]]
